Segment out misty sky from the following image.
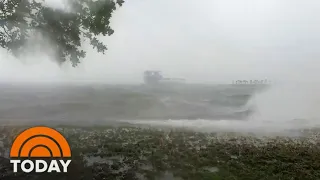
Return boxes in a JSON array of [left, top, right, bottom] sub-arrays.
[[1, 0, 320, 84]]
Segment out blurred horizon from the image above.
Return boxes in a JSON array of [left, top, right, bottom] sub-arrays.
[[1, 0, 320, 84]]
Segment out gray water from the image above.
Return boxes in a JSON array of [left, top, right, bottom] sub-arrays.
[[0, 83, 266, 125]]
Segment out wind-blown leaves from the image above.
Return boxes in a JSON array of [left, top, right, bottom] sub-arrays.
[[0, 0, 124, 66]]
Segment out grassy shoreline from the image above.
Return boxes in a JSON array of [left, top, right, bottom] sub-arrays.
[[0, 125, 320, 180]]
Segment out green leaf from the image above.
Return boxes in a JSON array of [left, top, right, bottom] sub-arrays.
[[0, 0, 124, 66]]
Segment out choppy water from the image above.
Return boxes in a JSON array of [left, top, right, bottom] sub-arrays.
[[0, 83, 263, 124], [1, 82, 320, 135]]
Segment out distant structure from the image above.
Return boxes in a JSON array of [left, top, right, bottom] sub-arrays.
[[143, 71, 186, 85], [144, 71, 163, 85], [232, 79, 271, 85]]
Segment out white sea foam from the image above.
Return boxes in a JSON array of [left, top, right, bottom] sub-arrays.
[[125, 83, 320, 135]]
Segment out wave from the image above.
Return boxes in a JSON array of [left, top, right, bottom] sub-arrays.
[[125, 83, 320, 135], [0, 83, 254, 122]]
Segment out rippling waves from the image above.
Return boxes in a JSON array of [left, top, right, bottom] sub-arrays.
[[0, 83, 266, 124]]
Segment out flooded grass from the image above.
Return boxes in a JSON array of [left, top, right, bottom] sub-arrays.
[[0, 125, 320, 179]]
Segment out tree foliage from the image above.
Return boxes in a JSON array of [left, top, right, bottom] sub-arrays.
[[0, 0, 124, 66]]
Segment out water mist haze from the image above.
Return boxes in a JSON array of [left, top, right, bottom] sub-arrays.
[[1, 0, 320, 135]]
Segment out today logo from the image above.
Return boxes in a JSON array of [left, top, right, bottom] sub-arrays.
[[9, 126, 72, 173]]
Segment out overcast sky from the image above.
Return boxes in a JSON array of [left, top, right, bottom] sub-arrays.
[[1, 0, 320, 84]]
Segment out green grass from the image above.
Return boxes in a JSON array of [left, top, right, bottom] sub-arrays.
[[0, 125, 320, 180]]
